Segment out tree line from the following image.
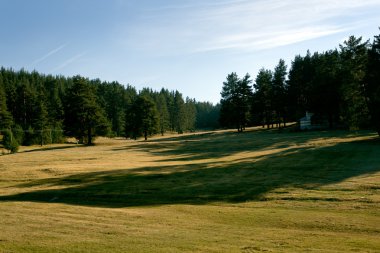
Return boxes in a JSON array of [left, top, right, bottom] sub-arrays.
[[1, 31, 379, 153], [0, 69, 220, 153], [220, 32, 380, 135]]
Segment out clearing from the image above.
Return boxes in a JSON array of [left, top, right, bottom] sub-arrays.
[[0, 128, 379, 252]]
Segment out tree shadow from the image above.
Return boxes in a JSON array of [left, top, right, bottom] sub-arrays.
[[19, 144, 81, 153], [121, 130, 375, 162], [1, 135, 379, 208]]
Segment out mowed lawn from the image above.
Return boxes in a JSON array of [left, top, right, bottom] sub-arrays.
[[0, 128, 379, 252]]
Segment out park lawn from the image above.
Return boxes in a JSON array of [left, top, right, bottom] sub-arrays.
[[0, 128, 379, 252]]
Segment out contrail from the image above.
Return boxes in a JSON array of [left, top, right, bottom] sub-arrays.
[[31, 43, 68, 66], [51, 52, 86, 73]]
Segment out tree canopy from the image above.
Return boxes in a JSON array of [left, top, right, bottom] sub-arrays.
[[219, 31, 380, 136]]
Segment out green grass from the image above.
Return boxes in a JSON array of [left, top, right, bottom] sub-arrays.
[[0, 128, 379, 252]]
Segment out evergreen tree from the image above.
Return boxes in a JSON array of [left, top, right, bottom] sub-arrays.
[[173, 91, 186, 134], [184, 97, 197, 132], [64, 76, 110, 145], [220, 72, 252, 131], [155, 92, 170, 135], [272, 59, 288, 127], [309, 50, 341, 128], [195, 102, 220, 129], [126, 95, 159, 140], [237, 73, 252, 131], [15, 78, 37, 129], [287, 51, 315, 121], [365, 30, 380, 135], [0, 81, 13, 131], [33, 89, 49, 145], [252, 69, 273, 128], [2, 130, 19, 154], [339, 36, 370, 130]]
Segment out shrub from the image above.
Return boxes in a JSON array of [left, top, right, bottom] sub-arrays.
[[2, 130, 19, 153]]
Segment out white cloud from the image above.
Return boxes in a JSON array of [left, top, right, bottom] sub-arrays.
[[127, 0, 380, 54]]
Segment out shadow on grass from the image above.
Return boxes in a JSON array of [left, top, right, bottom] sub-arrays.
[[19, 144, 81, 154], [0, 131, 379, 208], [123, 130, 376, 162]]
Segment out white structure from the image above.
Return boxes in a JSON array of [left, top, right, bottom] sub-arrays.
[[300, 112, 314, 130]]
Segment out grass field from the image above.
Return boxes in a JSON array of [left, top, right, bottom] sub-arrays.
[[0, 128, 379, 252]]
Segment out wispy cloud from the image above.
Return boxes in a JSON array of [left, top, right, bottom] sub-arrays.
[[30, 43, 67, 66], [127, 0, 380, 54], [51, 52, 86, 73], [192, 0, 380, 52]]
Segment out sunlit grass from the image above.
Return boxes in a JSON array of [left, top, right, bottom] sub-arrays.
[[0, 128, 379, 252]]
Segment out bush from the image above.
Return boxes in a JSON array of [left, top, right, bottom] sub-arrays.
[[12, 124, 24, 144], [2, 130, 19, 153], [51, 124, 65, 143]]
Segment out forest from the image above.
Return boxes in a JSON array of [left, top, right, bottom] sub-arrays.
[[220, 33, 380, 135], [0, 32, 379, 153]]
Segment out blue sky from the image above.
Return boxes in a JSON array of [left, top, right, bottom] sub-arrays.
[[1, 0, 379, 104]]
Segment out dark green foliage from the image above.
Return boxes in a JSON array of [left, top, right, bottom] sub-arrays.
[[287, 52, 314, 121], [2, 130, 19, 153], [365, 30, 380, 135], [33, 89, 50, 146], [220, 72, 252, 132], [287, 51, 343, 128], [2, 68, 208, 146], [15, 78, 37, 129], [252, 68, 274, 128], [12, 124, 24, 145], [155, 92, 170, 135], [195, 102, 220, 129], [95, 81, 138, 137], [125, 95, 159, 140], [184, 97, 197, 132], [309, 51, 341, 128], [173, 91, 186, 134], [272, 59, 288, 127], [0, 81, 13, 130], [339, 36, 370, 130], [64, 76, 110, 145]]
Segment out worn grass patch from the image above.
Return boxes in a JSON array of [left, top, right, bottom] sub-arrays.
[[0, 128, 379, 252]]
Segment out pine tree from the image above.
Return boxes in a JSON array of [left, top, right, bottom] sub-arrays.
[[220, 72, 240, 130], [173, 91, 185, 134], [0, 81, 13, 131], [126, 95, 158, 140], [272, 59, 287, 128], [237, 73, 252, 131], [155, 93, 170, 135], [184, 97, 197, 132], [64, 76, 110, 145], [33, 89, 49, 146], [2, 130, 19, 154], [365, 30, 380, 135], [253, 69, 273, 128], [339, 36, 370, 130]]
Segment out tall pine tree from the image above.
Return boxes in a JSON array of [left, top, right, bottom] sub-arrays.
[[339, 36, 370, 130], [125, 95, 158, 140], [365, 30, 380, 135], [0, 80, 13, 131], [220, 72, 252, 132], [64, 76, 110, 145]]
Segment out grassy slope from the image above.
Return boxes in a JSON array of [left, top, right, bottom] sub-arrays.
[[0, 128, 379, 252]]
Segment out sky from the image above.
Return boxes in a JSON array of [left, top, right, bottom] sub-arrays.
[[1, 0, 379, 104]]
